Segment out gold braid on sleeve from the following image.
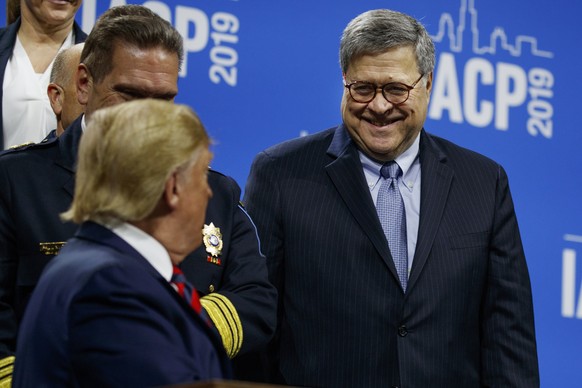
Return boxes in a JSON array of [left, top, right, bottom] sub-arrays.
[[0, 356, 15, 388], [200, 294, 243, 358]]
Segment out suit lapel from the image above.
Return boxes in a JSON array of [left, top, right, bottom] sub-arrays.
[[0, 19, 20, 148], [0, 20, 18, 80], [407, 131, 454, 292], [73, 22, 88, 43], [325, 125, 400, 281]]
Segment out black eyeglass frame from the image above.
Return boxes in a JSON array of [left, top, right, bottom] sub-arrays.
[[344, 73, 425, 105]]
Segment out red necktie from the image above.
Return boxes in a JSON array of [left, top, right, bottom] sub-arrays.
[[171, 265, 203, 314]]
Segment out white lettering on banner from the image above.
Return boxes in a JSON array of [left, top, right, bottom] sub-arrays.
[[80, 0, 239, 84], [495, 63, 527, 130], [429, 54, 463, 124], [464, 57, 494, 128], [175, 6, 210, 78], [562, 235, 582, 320], [428, 0, 554, 138], [527, 68, 554, 138], [209, 12, 240, 86]]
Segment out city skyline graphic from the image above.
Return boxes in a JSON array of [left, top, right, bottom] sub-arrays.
[[429, 0, 554, 58]]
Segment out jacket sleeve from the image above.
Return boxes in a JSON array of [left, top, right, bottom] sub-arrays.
[[0, 160, 18, 387], [200, 174, 277, 358], [480, 165, 539, 387], [241, 151, 286, 381]]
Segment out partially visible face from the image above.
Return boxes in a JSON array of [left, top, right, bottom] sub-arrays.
[[78, 43, 179, 121], [58, 48, 84, 131], [59, 66, 84, 131], [179, 148, 213, 252], [341, 45, 432, 162], [23, 0, 82, 27]]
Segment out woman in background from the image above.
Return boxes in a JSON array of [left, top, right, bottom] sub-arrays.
[[0, 0, 86, 149]]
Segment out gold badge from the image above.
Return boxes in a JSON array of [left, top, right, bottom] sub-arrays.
[[39, 242, 67, 256], [203, 223, 223, 258]]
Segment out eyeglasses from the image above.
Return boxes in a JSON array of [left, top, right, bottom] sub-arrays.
[[344, 73, 424, 105]]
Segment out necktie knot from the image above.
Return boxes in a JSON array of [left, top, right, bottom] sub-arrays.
[[380, 161, 401, 180], [171, 265, 186, 284]]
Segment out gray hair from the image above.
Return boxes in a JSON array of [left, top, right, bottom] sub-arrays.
[[340, 9, 435, 77], [50, 44, 84, 86]]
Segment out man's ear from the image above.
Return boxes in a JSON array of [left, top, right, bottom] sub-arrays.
[[426, 71, 433, 95], [76, 64, 91, 106], [47, 83, 63, 116], [163, 171, 181, 210]]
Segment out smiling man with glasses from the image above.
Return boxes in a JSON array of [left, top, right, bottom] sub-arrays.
[[243, 8, 539, 388]]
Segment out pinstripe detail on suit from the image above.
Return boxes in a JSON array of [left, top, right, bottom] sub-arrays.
[[244, 125, 538, 387]]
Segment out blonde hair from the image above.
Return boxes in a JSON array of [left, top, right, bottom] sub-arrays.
[[62, 99, 209, 224]]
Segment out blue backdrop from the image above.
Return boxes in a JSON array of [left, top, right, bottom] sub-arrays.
[[3, 0, 580, 385]]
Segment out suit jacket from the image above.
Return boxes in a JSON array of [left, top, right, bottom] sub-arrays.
[[0, 18, 87, 149], [12, 221, 230, 387], [0, 116, 276, 366], [243, 124, 539, 388]]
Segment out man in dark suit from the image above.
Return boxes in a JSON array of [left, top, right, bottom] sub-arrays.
[[13, 99, 230, 386], [244, 9, 539, 388], [0, 5, 276, 385]]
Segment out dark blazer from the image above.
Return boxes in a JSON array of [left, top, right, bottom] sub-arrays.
[[0, 116, 276, 366], [243, 125, 539, 388], [0, 18, 87, 149], [12, 221, 230, 387]]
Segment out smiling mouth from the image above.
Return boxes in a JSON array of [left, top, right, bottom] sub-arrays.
[[365, 117, 400, 127]]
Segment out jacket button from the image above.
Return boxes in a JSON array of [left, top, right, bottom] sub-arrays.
[[208, 284, 215, 293], [398, 325, 408, 337]]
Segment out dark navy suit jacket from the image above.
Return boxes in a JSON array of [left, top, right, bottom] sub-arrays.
[[0, 18, 87, 149], [12, 221, 230, 387], [244, 125, 539, 388], [0, 116, 276, 365]]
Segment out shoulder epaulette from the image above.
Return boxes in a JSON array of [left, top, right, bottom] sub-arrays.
[[7, 141, 35, 150], [208, 166, 227, 178], [0, 137, 58, 156]]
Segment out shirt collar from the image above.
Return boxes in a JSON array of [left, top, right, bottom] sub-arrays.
[[359, 133, 420, 188], [101, 220, 173, 282], [81, 114, 86, 132], [394, 133, 420, 178]]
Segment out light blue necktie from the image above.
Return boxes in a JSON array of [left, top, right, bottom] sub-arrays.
[[376, 161, 408, 292]]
